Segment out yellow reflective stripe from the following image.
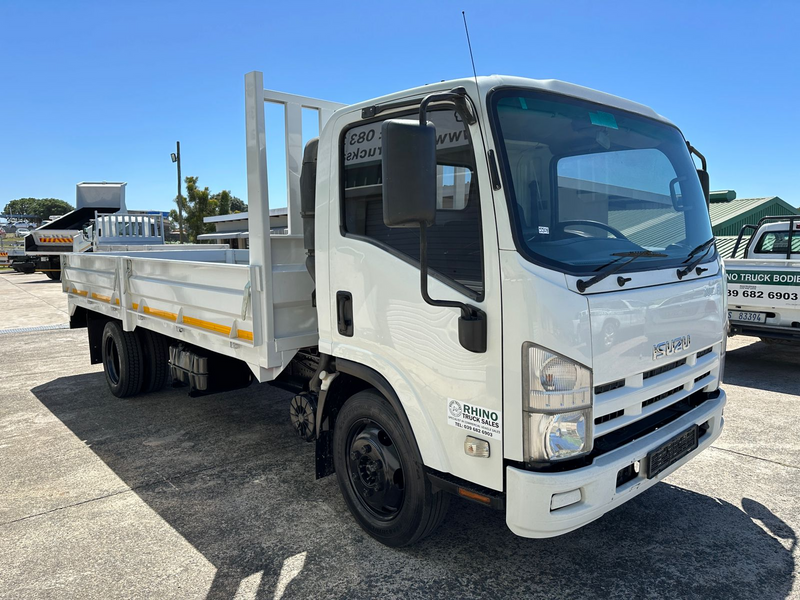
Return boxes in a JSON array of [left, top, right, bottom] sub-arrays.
[[91, 293, 111, 303], [143, 306, 177, 321], [129, 301, 252, 341], [183, 315, 231, 335]]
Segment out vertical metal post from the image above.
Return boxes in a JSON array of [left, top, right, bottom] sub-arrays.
[[176, 141, 185, 243], [285, 102, 303, 236], [245, 71, 274, 361]]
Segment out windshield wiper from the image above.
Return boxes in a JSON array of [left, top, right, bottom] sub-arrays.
[[677, 237, 716, 279], [576, 250, 668, 293]]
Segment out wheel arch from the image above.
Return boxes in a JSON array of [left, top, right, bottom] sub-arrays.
[[315, 358, 447, 479]]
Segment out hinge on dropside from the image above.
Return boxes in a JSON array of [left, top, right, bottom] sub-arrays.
[[241, 281, 252, 320]]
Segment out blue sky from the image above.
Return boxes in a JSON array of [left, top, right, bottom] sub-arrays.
[[1, 0, 798, 212]]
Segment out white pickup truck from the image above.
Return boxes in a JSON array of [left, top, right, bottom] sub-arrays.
[[62, 71, 727, 546], [726, 216, 800, 343]]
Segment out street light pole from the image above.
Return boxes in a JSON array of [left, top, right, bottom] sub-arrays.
[[171, 141, 185, 243]]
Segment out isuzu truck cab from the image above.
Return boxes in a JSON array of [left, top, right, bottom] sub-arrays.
[[64, 72, 727, 547]]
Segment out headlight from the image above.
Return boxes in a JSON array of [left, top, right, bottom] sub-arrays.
[[523, 343, 593, 463]]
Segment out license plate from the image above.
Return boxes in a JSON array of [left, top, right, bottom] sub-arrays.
[[728, 310, 766, 323], [647, 425, 699, 479]]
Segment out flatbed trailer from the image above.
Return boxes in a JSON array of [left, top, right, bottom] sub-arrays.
[[65, 71, 727, 546]]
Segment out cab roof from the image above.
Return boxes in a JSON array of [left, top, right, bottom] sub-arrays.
[[347, 75, 674, 127]]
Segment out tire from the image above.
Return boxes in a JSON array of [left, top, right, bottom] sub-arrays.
[[137, 329, 171, 393], [45, 270, 60, 281], [101, 321, 144, 398], [333, 390, 450, 547]]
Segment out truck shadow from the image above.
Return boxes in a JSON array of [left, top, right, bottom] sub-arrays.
[[725, 339, 800, 396], [32, 373, 795, 600]]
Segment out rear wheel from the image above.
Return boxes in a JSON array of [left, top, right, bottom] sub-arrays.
[[333, 390, 449, 547], [101, 321, 144, 397], [137, 329, 171, 393], [45, 270, 60, 281]]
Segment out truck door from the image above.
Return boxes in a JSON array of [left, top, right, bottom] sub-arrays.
[[327, 105, 504, 491]]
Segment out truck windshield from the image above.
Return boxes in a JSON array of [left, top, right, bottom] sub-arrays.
[[490, 89, 715, 275]]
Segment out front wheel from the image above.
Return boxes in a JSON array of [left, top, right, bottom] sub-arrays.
[[333, 390, 449, 547]]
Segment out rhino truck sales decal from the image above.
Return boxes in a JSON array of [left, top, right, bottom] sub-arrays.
[[447, 399, 501, 440], [727, 270, 800, 307]]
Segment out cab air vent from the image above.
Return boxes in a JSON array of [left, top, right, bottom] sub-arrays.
[[642, 385, 683, 409], [643, 359, 686, 380], [595, 379, 624, 395]]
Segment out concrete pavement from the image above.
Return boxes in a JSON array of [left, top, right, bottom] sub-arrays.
[[0, 271, 68, 330], [0, 271, 798, 599]]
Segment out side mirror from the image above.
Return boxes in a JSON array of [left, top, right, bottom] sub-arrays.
[[697, 169, 710, 207], [381, 119, 437, 228]]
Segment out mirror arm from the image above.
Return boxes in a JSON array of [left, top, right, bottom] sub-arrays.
[[686, 141, 707, 171], [419, 88, 477, 128], [419, 223, 478, 319]]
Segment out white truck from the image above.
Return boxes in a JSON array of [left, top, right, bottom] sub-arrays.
[[17, 182, 129, 279], [63, 71, 727, 546], [726, 216, 800, 343]]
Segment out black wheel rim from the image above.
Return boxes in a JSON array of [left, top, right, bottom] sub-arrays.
[[289, 396, 315, 440], [346, 418, 405, 521], [104, 336, 121, 385]]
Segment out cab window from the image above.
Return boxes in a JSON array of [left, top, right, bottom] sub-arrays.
[[754, 231, 800, 255], [341, 109, 483, 297]]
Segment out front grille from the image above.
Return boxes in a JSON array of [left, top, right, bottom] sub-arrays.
[[591, 390, 716, 458], [642, 384, 683, 409], [591, 347, 720, 447], [697, 347, 713, 359], [595, 409, 624, 426], [694, 371, 711, 383], [643, 358, 686, 380], [595, 379, 624, 395]]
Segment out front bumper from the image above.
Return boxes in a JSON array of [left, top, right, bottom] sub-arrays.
[[506, 390, 726, 538]]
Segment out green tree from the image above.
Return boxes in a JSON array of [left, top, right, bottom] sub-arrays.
[[36, 198, 75, 220], [3, 198, 73, 220], [181, 176, 215, 242], [230, 196, 247, 213], [212, 190, 232, 216]]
